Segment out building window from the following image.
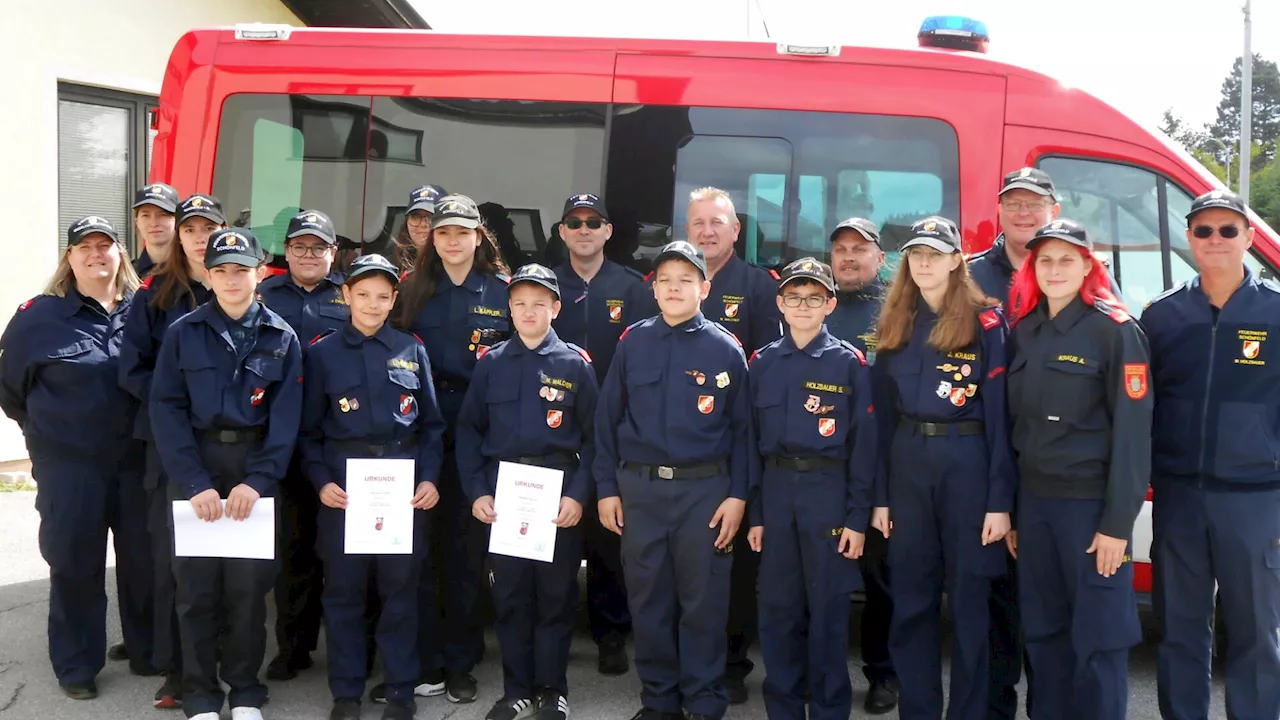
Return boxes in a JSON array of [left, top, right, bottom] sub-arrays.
[[57, 84, 158, 254]]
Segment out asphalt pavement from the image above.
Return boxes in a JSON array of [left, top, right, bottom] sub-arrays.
[[0, 490, 1229, 719]]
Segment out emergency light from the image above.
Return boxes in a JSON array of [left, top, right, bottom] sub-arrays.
[[917, 16, 989, 54], [234, 23, 293, 41]]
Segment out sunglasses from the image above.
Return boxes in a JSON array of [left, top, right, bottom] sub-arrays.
[[564, 217, 606, 230], [1191, 224, 1243, 239]]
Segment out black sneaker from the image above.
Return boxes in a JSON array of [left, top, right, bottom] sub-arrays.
[[536, 689, 569, 720], [627, 709, 680, 720], [863, 679, 898, 715], [329, 699, 361, 720], [381, 700, 415, 720], [59, 680, 97, 700], [154, 674, 183, 709], [265, 652, 312, 681], [446, 672, 478, 704], [485, 696, 535, 720], [597, 636, 629, 676], [724, 675, 748, 705], [107, 643, 129, 661], [413, 668, 446, 697]]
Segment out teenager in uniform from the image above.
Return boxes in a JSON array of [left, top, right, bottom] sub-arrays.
[[594, 240, 754, 720], [549, 192, 643, 675], [389, 193, 511, 705], [458, 263, 597, 720], [822, 217, 898, 714], [394, 184, 448, 273], [1005, 219, 1148, 720], [871, 217, 1014, 720], [0, 216, 146, 699], [298, 253, 446, 720], [1145, 190, 1280, 720], [746, 257, 876, 720], [149, 228, 303, 720], [119, 193, 224, 709], [133, 183, 180, 278], [257, 209, 350, 681]]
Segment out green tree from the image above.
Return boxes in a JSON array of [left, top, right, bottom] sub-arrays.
[[1209, 54, 1280, 164], [1250, 160, 1280, 229]]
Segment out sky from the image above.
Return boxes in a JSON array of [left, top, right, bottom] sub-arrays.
[[413, 0, 1279, 135]]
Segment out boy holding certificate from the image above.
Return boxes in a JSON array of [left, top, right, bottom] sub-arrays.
[[456, 263, 598, 720], [297, 254, 446, 720]]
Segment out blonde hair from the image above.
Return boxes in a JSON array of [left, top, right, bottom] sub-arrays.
[[689, 186, 736, 215], [44, 245, 141, 301]]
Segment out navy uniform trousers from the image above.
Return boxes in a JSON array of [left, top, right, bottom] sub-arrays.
[[32, 440, 153, 684], [887, 427, 1001, 720], [275, 455, 323, 661], [619, 466, 733, 719], [584, 501, 631, 644], [1017, 493, 1139, 720], [1153, 480, 1280, 720], [758, 463, 862, 720], [169, 436, 279, 715], [145, 441, 183, 677]]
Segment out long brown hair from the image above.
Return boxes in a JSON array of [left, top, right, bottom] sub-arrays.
[[876, 254, 998, 354], [392, 223, 418, 271], [394, 223, 509, 328], [150, 222, 222, 310]]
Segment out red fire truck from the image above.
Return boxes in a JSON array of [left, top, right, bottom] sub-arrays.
[[151, 16, 1280, 597]]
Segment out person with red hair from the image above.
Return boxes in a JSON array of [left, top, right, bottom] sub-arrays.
[[1005, 218, 1150, 720]]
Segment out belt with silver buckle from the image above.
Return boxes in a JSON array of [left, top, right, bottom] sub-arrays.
[[621, 461, 725, 481]]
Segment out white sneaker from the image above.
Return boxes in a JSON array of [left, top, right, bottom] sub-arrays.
[[189, 714, 219, 720], [414, 677, 446, 697], [231, 707, 264, 720]]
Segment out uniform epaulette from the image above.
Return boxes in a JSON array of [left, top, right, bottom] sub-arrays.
[[767, 268, 781, 281], [709, 321, 743, 347], [1260, 277, 1280, 295], [567, 342, 593, 364], [978, 308, 1001, 330], [17, 297, 36, 312], [411, 333, 424, 345], [967, 247, 993, 262], [837, 339, 868, 365], [399, 269, 412, 281], [476, 345, 491, 359], [619, 264, 644, 281], [496, 273, 511, 284], [642, 270, 655, 283], [1092, 298, 1131, 324], [308, 331, 331, 346], [139, 275, 154, 290], [618, 317, 649, 342], [1143, 282, 1187, 311]]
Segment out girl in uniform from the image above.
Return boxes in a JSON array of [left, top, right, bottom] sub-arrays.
[[393, 184, 448, 273], [299, 253, 446, 720], [119, 193, 224, 710], [870, 217, 1015, 720], [1005, 219, 1148, 720], [132, 183, 179, 277], [149, 228, 303, 720], [457, 263, 597, 720], [390, 193, 510, 706], [0, 216, 144, 700]]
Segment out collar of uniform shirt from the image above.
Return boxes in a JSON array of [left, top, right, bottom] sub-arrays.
[[283, 270, 342, 293], [656, 311, 707, 335], [1024, 294, 1089, 332], [836, 277, 886, 301], [991, 233, 1015, 273], [1190, 264, 1254, 303], [780, 326, 834, 357], [66, 289, 111, 318], [341, 321, 397, 348], [510, 328, 559, 355], [431, 265, 485, 294]]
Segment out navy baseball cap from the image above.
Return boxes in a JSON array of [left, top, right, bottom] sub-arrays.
[[508, 263, 561, 300], [1027, 218, 1092, 252], [779, 257, 835, 293], [205, 229, 264, 269], [133, 183, 179, 213], [901, 216, 963, 254], [407, 184, 448, 215], [561, 193, 609, 222], [431, 194, 482, 231], [829, 217, 880, 246], [67, 215, 121, 246], [345, 253, 400, 286], [1186, 189, 1248, 225], [1000, 167, 1057, 200], [286, 210, 337, 246], [654, 240, 708, 278], [177, 194, 226, 226]]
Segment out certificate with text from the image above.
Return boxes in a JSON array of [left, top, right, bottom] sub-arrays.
[[344, 458, 415, 555], [489, 461, 563, 563]]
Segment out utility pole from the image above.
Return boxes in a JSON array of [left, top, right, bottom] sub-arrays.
[[1240, 0, 1253, 201]]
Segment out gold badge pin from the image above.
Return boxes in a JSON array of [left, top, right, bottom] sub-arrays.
[[686, 369, 706, 385], [716, 371, 730, 389]]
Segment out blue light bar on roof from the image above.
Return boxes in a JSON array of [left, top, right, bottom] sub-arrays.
[[918, 15, 990, 53]]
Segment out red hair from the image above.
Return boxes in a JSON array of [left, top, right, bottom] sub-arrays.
[[1008, 244, 1123, 325]]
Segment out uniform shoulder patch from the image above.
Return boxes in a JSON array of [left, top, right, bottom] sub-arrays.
[[1124, 363, 1149, 400], [978, 308, 1001, 330], [1093, 298, 1131, 324], [17, 297, 36, 312], [567, 342, 593, 364], [139, 275, 154, 290]]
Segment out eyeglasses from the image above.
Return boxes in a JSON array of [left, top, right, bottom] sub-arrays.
[[1000, 199, 1052, 212], [564, 217, 606, 230], [287, 244, 331, 258], [405, 212, 432, 226], [1191, 224, 1242, 239], [780, 294, 828, 308]]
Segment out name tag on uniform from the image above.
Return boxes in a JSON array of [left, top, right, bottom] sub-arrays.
[[388, 358, 419, 372], [538, 371, 575, 392], [802, 381, 851, 395], [470, 305, 508, 318]]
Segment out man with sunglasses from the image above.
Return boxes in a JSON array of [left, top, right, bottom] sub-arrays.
[[550, 192, 645, 676], [257, 209, 351, 682], [1143, 189, 1280, 720]]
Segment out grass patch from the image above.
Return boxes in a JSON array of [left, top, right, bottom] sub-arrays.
[[0, 481, 35, 492]]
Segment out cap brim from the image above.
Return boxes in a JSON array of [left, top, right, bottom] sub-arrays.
[[829, 225, 879, 245], [508, 277, 560, 299], [70, 230, 120, 246], [407, 201, 436, 214], [346, 266, 400, 286], [206, 252, 261, 269], [286, 228, 337, 245], [1026, 234, 1090, 252], [654, 251, 707, 277], [179, 210, 226, 225], [901, 237, 959, 254], [133, 199, 177, 213], [432, 217, 480, 230], [1186, 205, 1248, 223], [563, 206, 609, 222], [780, 274, 835, 292], [1000, 181, 1054, 197]]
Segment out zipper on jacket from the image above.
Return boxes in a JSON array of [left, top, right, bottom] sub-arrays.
[[1196, 320, 1218, 487]]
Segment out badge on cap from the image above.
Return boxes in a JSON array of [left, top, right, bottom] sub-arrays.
[[697, 395, 715, 414], [923, 220, 937, 232], [224, 235, 238, 247], [818, 418, 836, 437], [546, 409, 563, 428], [1020, 168, 1032, 178], [1050, 220, 1064, 230], [191, 197, 204, 208]]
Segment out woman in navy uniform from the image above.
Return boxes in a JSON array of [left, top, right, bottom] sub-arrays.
[[257, 209, 350, 681], [299, 253, 446, 720], [119, 192, 224, 709], [132, 182, 180, 278], [1004, 219, 1149, 720], [393, 184, 448, 273], [870, 217, 1014, 720], [149, 228, 303, 720], [457, 264, 597, 720], [392, 193, 511, 705], [746, 257, 876, 720], [0, 216, 145, 699]]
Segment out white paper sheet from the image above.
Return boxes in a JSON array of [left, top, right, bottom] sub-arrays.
[[488, 461, 564, 563], [172, 498, 276, 560], [344, 458, 416, 555]]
